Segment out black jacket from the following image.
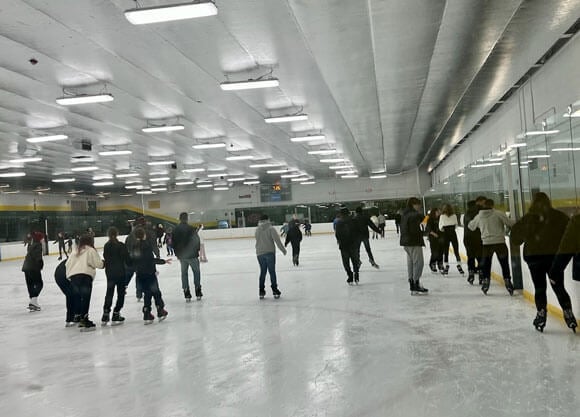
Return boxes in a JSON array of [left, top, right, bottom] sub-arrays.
[[172, 222, 200, 259], [399, 207, 425, 247], [425, 215, 442, 245], [335, 215, 360, 250], [511, 208, 569, 258], [131, 240, 166, 275], [285, 222, 303, 245], [125, 226, 159, 259], [104, 240, 131, 278], [463, 206, 482, 249], [354, 213, 381, 239], [22, 241, 43, 272]]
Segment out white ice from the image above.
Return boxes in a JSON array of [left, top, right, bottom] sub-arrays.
[[1, 232, 579, 417]]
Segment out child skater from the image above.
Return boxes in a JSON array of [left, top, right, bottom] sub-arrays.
[[22, 231, 44, 311], [102, 227, 131, 326], [132, 227, 171, 324]]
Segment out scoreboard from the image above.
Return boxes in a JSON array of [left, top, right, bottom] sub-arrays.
[[260, 182, 292, 202]]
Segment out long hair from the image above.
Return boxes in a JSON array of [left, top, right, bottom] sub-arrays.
[[441, 204, 454, 216], [107, 226, 119, 242], [529, 192, 552, 215], [406, 197, 421, 208], [429, 208, 440, 218], [77, 233, 94, 255]]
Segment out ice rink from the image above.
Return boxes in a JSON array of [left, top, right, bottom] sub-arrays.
[[2, 232, 579, 417]]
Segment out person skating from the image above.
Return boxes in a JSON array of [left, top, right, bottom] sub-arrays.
[[172, 212, 202, 301], [132, 227, 171, 324], [511, 192, 576, 332], [354, 206, 381, 269], [439, 204, 464, 275], [425, 208, 444, 274], [125, 217, 159, 301], [22, 231, 44, 311], [255, 214, 287, 299], [463, 200, 483, 285], [197, 224, 208, 263], [163, 227, 174, 256], [102, 227, 131, 325], [285, 219, 303, 266], [378, 213, 386, 238], [54, 259, 78, 327], [335, 207, 362, 285], [303, 220, 312, 237], [54, 232, 68, 260], [400, 198, 428, 294], [66, 234, 104, 331], [468, 199, 515, 295], [394, 210, 402, 235]]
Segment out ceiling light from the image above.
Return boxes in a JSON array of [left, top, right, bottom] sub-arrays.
[[207, 173, 228, 178], [220, 78, 279, 91], [225, 155, 254, 161], [3, 190, 20, 194], [35, 187, 50, 192], [136, 190, 154, 195], [67, 190, 83, 194], [320, 158, 347, 163], [151, 187, 167, 192], [71, 166, 99, 172], [193, 142, 226, 149], [124, 1, 218, 25], [26, 134, 68, 143], [182, 168, 206, 173], [10, 157, 42, 163], [301, 181, 316, 185], [264, 114, 308, 123], [470, 162, 502, 168], [125, 185, 144, 189], [291, 134, 325, 142], [142, 124, 185, 133], [0, 172, 26, 178], [149, 171, 169, 176], [308, 150, 337, 155], [176, 181, 194, 185], [52, 178, 75, 183], [267, 168, 296, 174], [508, 142, 527, 148], [0, 184, 9, 188], [457, 173, 465, 178], [93, 181, 114, 187], [214, 187, 229, 191], [243, 181, 260, 185], [341, 175, 359, 179], [120, 194, 133, 197], [370, 174, 387, 179], [329, 165, 354, 170], [147, 160, 175, 166], [56, 93, 114, 106], [527, 154, 551, 159], [116, 173, 140, 178], [280, 173, 302, 178], [290, 177, 310, 182], [335, 170, 356, 175], [488, 158, 504, 162], [524, 130, 560, 136], [150, 177, 170, 182], [197, 184, 213, 188], [93, 174, 113, 180], [552, 147, 580, 152], [99, 150, 132, 156], [249, 163, 283, 169], [125, 179, 143, 184], [228, 177, 247, 182]]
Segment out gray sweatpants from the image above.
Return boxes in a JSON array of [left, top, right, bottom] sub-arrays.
[[404, 246, 424, 283]]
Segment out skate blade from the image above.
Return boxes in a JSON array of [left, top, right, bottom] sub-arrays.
[[111, 321, 124, 326], [185, 299, 192, 303], [80, 327, 96, 332], [274, 295, 280, 299], [158, 316, 167, 322], [144, 320, 154, 325], [196, 297, 202, 301], [101, 322, 108, 327]]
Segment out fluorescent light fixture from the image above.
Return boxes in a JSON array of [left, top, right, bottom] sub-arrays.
[[335, 170, 356, 175], [207, 173, 228, 178], [182, 168, 206, 173], [125, 185, 144, 189], [99, 150, 132, 156], [443, 181, 449, 185], [470, 162, 502, 168], [10, 157, 42, 163], [488, 158, 504, 162], [370, 174, 387, 179], [193, 142, 226, 149], [120, 194, 133, 197], [151, 187, 167, 192], [150, 177, 170, 182], [0, 172, 26, 178], [125, 1, 218, 25], [93, 174, 113, 180], [228, 177, 247, 182], [125, 179, 143, 184], [329, 165, 354, 170], [280, 173, 302, 178], [552, 147, 580, 152], [67, 190, 83, 194], [290, 177, 310, 182], [3, 190, 20, 194], [220, 78, 279, 91], [308, 150, 337, 155], [197, 184, 213, 188], [249, 163, 283, 169], [341, 175, 358, 179], [527, 154, 551, 159], [524, 130, 560, 136], [225, 155, 254, 161], [93, 181, 114, 187], [267, 168, 296, 174], [508, 142, 527, 148], [149, 171, 169, 176], [176, 181, 194, 185], [243, 181, 260, 185], [142, 124, 185, 133], [0, 184, 9, 188], [320, 158, 347, 163], [136, 190, 154, 195], [147, 160, 175, 166], [214, 187, 229, 191], [291, 134, 325, 142], [116, 173, 140, 178], [520, 165, 529, 169], [52, 178, 75, 183], [26, 134, 68, 143], [264, 114, 308, 124], [457, 173, 465, 178], [301, 181, 316, 185], [71, 166, 99, 172], [56, 93, 114, 106]]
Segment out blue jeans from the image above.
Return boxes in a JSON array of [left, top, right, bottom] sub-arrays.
[[180, 257, 201, 290], [257, 252, 278, 289]]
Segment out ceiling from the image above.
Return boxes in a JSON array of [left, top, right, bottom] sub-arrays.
[[0, 0, 578, 195]]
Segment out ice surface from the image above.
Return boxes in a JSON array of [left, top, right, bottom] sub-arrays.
[[1, 233, 579, 417]]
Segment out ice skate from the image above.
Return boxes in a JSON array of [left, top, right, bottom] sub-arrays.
[[346, 275, 354, 285], [195, 286, 203, 301], [157, 307, 168, 322], [184, 288, 192, 303], [27, 303, 41, 312], [79, 317, 96, 332], [481, 277, 490, 295], [65, 322, 77, 328], [563, 309, 577, 333], [272, 286, 281, 299], [371, 261, 379, 269], [143, 307, 154, 325], [504, 279, 514, 296], [409, 279, 416, 295], [111, 312, 125, 326], [259, 288, 266, 299], [354, 272, 360, 285], [429, 263, 438, 274], [411, 280, 428, 295], [533, 309, 547, 332], [101, 312, 110, 326], [456, 264, 465, 275], [467, 270, 475, 285], [441, 263, 449, 276]]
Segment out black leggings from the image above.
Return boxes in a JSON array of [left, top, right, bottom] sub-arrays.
[[70, 274, 93, 318], [428, 236, 443, 268], [290, 241, 301, 260], [24, 271, 43, 298], [480, 243, 511, 281], [136, 272, 165, 310], [103, 274, 126, 313], [55, 273, 76, 322], [359, 238, 375, 263], [442, 227, 461, 263], [340, 245, 360, 278], [527, 255, 572, 311]]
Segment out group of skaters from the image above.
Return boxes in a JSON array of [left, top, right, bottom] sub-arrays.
[[400, 193, 579, 333]]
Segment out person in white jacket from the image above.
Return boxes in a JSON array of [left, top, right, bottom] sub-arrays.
[[66, 234, 104, 331], [438, 204, 465, 275], [468, 199, 515, 295]]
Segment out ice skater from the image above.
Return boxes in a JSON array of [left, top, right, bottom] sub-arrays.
[[66, 234, 104, 331], [285, 219, 303, 266], [255, 214, 287, 299], [173, 212, 202, 301], [467, 199, 515, 295], [102, 227, 130, 326], [132, 227, 171, 324], [512, 193, 576, 332], [400, 198, 428, 294], [22, 231, 44, 311], [425, 208, 444, 274], [438, 204, 464, 275], [335, 207, 361, 285], [463, 200, 483, 285], [54, 232, 68, 260], [354, 206, 381, 269], [198, 224, 208, 263], [378, 213, 386, 238], [54, 259, 78, 327], [125, 217, 159, 301], [163, 227, 174, 256]]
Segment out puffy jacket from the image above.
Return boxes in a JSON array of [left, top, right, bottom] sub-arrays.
[[66, 246, 104, 279], [22, 241, 43, 272], [255, 220, 286, 256], [511, 208, 568, 258], [399, 208, 424, 247], [468, 209, 514, 245], [172, 222, 200, 259]]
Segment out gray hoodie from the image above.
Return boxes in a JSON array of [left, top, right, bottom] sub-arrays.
[[468, 209, 514, 245], [255, 220, 287, 256]]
